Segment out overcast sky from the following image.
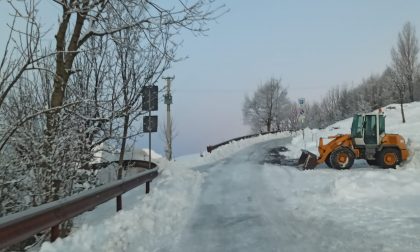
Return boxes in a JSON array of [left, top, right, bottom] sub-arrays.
[[2, 0, 420, 157]]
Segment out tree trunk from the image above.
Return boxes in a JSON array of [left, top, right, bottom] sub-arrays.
[[47, 10, 85, 137], [116, 113, 130, 211], [266, 118, 271, 132], [409, 80, 414, 102], [43, 8, 88, 204], [400, 100, 406, 123]]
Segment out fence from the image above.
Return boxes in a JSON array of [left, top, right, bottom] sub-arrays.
[[0, 167, 158, 250], [206, 131, 284, 153]]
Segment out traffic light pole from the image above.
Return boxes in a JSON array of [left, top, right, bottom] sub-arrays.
[[146, 88, 153, 193], [146, 109, 151, 193], [140, 85, 158, 193]]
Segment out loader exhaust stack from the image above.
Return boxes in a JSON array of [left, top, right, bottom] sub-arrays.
[[298, 150, 318, 170]]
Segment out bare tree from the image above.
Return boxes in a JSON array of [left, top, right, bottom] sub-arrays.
[[0, 0, 225, 247], [287, 102, 301, 132], [391, 22, 419, 103], [46, 0, 224, 139], [387, 67, 407, 123], [304, 102, 324, 129], [243, 78, 290, 133], [0, 1, 42, 109]]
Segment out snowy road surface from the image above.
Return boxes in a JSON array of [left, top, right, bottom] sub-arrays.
[[165, 137, 420, 252], [166, 138, 296, 252]]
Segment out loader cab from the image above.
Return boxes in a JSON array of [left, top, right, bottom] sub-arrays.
[[351, 113, 385, 146]]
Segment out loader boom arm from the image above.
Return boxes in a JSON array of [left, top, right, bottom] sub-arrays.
[[317, 134, 353, 163], [298, 134, 354, 170]]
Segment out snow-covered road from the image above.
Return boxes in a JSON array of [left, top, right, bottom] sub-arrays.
[[167, 137, 420, 252], [167, 138, 294, 252], [165, 138, 360, 252]]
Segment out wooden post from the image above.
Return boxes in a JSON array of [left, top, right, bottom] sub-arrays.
[[50, 225, 60, 242]]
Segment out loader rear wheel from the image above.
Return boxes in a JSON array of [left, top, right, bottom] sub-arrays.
[[329, 147, 355, 169], [378, 148, 400, 168]]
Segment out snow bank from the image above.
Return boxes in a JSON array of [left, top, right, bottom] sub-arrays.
[[40, 163, 202, 252], [92, 146, 162, 164]]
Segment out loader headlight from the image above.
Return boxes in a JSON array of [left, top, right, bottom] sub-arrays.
[[400, 138, 405, 144]]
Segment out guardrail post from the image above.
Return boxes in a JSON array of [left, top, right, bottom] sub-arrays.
[[116, 195, 122, 212], [146, 181, 150, 194], [51, 225, 59, 242]]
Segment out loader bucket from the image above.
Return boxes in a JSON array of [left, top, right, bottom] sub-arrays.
[[298, 150, 318, 170]]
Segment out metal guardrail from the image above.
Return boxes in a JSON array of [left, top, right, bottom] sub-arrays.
[[206, 131, 284, 153], [0, 167, 158, 250], [88, 159, 158, 170]]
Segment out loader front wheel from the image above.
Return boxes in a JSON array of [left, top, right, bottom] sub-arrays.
[[378, 148, 400, 168], [329, 147, 355, 169]]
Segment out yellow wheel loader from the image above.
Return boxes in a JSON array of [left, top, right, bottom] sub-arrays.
[[298, 112, 409, 169]]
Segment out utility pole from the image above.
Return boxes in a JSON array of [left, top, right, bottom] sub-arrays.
[[163, 76, 174, 160]]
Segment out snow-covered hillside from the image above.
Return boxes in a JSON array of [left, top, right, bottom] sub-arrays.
[[39, 102, 420, 252]]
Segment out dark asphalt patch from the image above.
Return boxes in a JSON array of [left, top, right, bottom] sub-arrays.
[[263, 147, 298, 166]]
